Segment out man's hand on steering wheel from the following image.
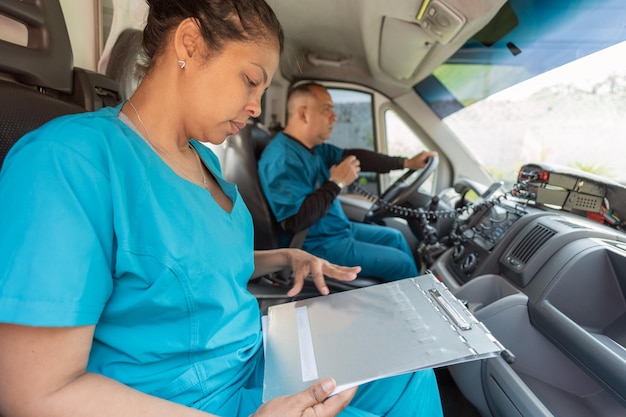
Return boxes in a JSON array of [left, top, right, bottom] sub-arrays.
[[365, 153, 440, 223], [404, 151, 438, 170]]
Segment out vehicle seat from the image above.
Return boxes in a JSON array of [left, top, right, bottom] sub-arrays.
[[104, 28, 144, 100], [219, 123, 284, 251], [213, 123, 385, 299], [0, 0, 122, 168]]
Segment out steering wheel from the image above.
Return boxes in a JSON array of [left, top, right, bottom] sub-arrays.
[[365, 155, 439, 221]]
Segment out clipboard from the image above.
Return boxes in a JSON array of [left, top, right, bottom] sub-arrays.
[[262, 273, 505, 401]]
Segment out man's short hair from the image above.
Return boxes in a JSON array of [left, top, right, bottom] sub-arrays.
[[286, 82, 325, 117]]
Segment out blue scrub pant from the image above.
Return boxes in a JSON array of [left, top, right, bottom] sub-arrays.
[[341, 369, 443, 417], [216, 350, 443, 417], [304, 222, 418, 281]]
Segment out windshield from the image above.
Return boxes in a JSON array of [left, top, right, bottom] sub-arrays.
[[441, 40, 626, 189]]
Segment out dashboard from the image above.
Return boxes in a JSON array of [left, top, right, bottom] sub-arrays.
[[430, 193, 626, 417], [450, 199, 524, 280]]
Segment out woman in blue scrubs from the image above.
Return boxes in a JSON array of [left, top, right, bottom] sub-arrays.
[[0, 1, 442, 416]]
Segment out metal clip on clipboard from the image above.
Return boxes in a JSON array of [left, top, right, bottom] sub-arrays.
[[429, 288, 471, 330]]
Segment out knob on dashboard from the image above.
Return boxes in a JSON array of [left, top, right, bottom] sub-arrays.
[[461, 253, 479, 274], [452, 244, 465, 262]]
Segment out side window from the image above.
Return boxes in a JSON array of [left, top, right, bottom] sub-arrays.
[[384, 109, 434, 193], [101, 0, 114, 47], [326, 89, 379, 195]]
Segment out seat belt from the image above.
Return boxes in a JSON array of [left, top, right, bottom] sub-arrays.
[[289, 228, 309, 249], [272, 227, 309, 284]]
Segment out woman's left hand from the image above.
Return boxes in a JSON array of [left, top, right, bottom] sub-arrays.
[[286, 249, 360, 297], [253, 378, 357, 417]]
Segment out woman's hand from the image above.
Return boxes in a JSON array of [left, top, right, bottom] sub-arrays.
[[286, 249, 361, 297], [253, 378, 357, 417]]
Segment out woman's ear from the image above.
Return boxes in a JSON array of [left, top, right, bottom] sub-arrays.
[[173, 17, 204, 63]]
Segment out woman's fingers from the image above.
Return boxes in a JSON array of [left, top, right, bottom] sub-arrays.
[[303, 381, 357, 417], [288, 257, 360, 297], [255, 378, 357, 417]]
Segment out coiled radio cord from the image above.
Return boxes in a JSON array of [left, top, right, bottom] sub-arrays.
[[348, 182, 509, 222]]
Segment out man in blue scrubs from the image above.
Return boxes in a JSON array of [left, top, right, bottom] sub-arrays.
[[258, 83, 438, 281]]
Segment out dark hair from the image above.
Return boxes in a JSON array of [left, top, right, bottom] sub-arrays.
[[142, 0, 284, 67]]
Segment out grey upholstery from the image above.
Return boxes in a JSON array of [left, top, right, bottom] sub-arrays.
[[0, 0, 122, 168], [220, 127, 284, 251], [0, 80, 84, 168], [105, 29, 144, 100], [0, 0, 74, 94]]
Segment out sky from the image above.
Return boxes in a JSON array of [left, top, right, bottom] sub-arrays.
[[491, 40, 626, 101]]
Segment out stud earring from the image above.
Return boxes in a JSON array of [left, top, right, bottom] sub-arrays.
[[177, 60, 186, 69]]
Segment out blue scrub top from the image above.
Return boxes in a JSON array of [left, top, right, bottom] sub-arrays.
[[258, 132, 352, 248], [0, 105, 261, 412]]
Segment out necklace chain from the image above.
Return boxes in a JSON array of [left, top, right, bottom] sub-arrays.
[[127, 99, 208, 190]]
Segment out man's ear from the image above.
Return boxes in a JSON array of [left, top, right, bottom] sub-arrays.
[[297, 106, 308, 123], [173, 17, 204, 62]]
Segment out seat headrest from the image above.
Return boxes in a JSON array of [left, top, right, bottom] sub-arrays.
[[0, 0, 74, 93], [105, 29, 145, 100]]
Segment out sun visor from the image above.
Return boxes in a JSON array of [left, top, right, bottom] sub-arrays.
[[379, 0, 467, 82], [378, 0, 506, 85], [379, 17, 436, 81]]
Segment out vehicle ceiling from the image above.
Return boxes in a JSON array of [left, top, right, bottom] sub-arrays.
[[267, 0, 626, 104]]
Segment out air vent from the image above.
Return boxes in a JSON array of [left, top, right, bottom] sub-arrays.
[[553, 218, 589, 230], [508, 224, 556, 267]]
